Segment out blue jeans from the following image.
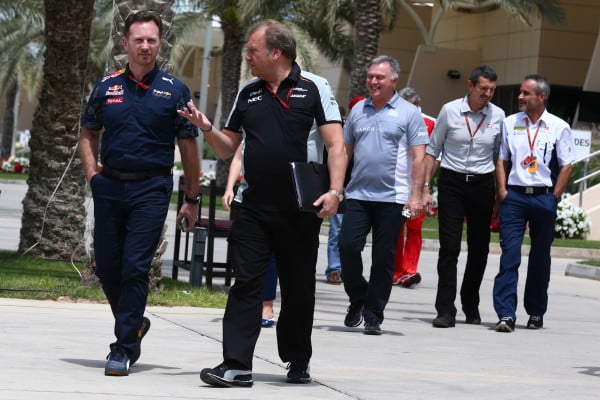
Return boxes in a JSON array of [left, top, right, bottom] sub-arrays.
[[339, 199, 405, 323], [326, 214, 343, 275], [262, 253, 278, 301], [493, 189, 557, 322]]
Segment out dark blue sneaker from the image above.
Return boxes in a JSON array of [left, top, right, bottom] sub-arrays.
[[527, 315, 543, 329], [131, 316, 151, 365], [344, 303, 364, 327], [105, 350, 130, 376], [200, 363, 253, 387], [286, 360, 311, 384]]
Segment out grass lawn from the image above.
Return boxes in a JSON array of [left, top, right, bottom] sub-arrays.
[[580, 259, 600, 267], [0, 171, 28, 181], [0, 251, 227, 308], [417, 215, 600, 249]]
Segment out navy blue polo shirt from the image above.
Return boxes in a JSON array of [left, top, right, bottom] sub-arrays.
[[226, 62, 341, 211], [81, 64, 197, 171]]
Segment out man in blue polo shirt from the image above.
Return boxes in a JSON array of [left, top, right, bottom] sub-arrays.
[[339, 55, 429, 335], [178, 20, 346, 387], [79, 11, 199, 376]]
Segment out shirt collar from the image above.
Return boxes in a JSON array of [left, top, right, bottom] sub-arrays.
[[521, 108, 549, 128], [125, 63, 160, 85], [460, 95, 489, 115], [365, 92, 400, 109]]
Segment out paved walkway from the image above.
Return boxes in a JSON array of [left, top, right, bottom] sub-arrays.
[[2, 180, 600, 399]]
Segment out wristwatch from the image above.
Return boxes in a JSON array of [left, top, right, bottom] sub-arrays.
[[328, 189, 344, 202], [185, 195, 200, 204]]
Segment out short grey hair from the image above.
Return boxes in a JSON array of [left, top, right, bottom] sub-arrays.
[[524, 74, 551, 102], [368, 55, 400, 80], [398, 87, 421, 106]]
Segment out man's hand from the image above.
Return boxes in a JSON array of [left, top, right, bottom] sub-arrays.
[[314, 192, 339, 219], [177, 202, 199, 232], [177, 101, 212, 132], [405, 194, 424, 219], [222, 189, 234, 212]]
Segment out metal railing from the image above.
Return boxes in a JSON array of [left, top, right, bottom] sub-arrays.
[[572, 149, 600, 207]]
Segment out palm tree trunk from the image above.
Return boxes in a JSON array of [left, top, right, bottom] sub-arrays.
[[18, 0, 95, 259], [349, 0, 381, 101], [215, 19, 243, 187], [0, 80, 18, 159]]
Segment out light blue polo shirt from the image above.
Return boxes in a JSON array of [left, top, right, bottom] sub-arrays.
[[344, 93, 429, 204]]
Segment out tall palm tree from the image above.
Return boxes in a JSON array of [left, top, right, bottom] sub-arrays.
[[18, 0, 95, 259], [0, 0, 44, 158]]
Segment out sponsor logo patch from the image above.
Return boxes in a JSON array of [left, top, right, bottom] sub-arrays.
[[248, 95, 262, 103], [106, 97, 124, 104], [290, 93, 306, 98], [161, 76, 174, 85], [152, 89, 172, 99], [101, 68, 125, 82], [105, 85, 124, 96], [249, 89, 263, 97]]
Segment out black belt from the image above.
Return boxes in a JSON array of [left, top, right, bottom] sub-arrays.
[[441, 168, 494, 183], [508, 185, 552, 195], [102, 165, 172, 181]]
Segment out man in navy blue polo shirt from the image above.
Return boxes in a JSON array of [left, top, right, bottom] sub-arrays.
[[178, 20, 346, 387], [79, 10, 199, 376]]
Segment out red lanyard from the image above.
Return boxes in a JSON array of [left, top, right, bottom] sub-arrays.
[[266, 84, 295, 110], [464, 114, 485, 141], [128, 74, 149, 90], [525, 118, 541, 157]]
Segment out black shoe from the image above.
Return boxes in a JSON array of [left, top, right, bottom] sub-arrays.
[[105, 350, 130, 376], [286, 360, 311, 384], [344, 303, 364, 327], [200, 363, 253, 387], [465, 310, 481, 325], [432, 314, 455, 328], [400, 272, 422, 288], [527, 315, 543, 329], [131, 316, 151, 365], [496, 317, 515, 333], [364, 320, 382, 335]]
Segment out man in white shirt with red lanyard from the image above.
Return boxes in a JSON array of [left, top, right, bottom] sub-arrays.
[[493, 74, 573, 333]]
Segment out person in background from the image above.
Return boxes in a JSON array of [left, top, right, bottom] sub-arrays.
[[222, 143, 278, 327], [340, 55, 428, 335], [325, 95, 365, 285], [424, 65, 505, 328], [392, 87, 436, 288], [79, 10, 199, 376], [493, 74, 573, 333]]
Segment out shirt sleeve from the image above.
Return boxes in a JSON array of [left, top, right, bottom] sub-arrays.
[[224, 89, 244, 133], [426, 105, 449, 157], [81, 83, 103, 131], [556, 125, 574, 166], [343, 108, 356, 145], [406, 107, 429, 146], [315, 77, 341, 125], [498, 118, 511, 161]]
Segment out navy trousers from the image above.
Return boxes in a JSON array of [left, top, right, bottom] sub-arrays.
[[91, 173, 172, 356], [339, 199, 405, 324], [493, 189, 557, 322]]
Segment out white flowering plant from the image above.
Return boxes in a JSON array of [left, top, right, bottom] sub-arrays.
[[555, 194, 591, 239], [199, 170, 216, 186], [1, 156, 30, 173]]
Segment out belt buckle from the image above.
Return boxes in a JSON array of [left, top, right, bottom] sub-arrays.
[[465, 174, 474, 182], [525, 187, 534, 194]]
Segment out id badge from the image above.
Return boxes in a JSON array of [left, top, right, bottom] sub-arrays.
[[527, 157, 538, 173]]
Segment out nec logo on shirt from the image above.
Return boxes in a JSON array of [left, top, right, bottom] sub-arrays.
[[248, 95, 262, 103]]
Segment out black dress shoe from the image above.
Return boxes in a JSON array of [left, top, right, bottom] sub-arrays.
[[432, 314, 455, 328], [465, 310, 481, 325], [364, 320, 382, 335]]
